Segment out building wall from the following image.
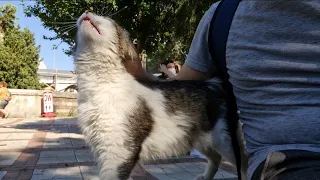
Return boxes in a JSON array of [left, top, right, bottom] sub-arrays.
[[37, 69, 77, 92], [5, 89, 77, 118]]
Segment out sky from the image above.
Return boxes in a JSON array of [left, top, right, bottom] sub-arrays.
[[1, 0, 74, 71]]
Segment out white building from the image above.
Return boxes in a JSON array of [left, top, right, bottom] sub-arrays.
[[37, 61, 76, 92]]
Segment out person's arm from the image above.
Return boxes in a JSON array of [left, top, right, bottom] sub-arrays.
[[174, 63, 212, 81], [123, 56, 158, 82], [173, 3, 220, 81]]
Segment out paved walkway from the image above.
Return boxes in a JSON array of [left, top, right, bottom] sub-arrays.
[[0, 117, 238, 180]]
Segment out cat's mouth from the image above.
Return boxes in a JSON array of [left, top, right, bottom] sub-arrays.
[[82, 16, 100, 34]]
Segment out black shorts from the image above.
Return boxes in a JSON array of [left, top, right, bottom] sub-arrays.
[[252, 150, 320, 180]]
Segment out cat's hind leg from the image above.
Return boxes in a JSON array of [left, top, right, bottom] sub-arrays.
[[98, 147, 140, 180], [195, 148, 222, 180]]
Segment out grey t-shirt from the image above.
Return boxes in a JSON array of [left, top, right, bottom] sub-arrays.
[[186, 1, 320, 179]]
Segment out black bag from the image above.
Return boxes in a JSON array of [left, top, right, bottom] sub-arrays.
[[208, 0, 242, 179]]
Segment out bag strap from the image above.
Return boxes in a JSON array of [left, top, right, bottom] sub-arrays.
[[208, 0, 242, 179]]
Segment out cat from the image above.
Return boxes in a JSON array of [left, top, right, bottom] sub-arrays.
[[74, 10, 247, 180]]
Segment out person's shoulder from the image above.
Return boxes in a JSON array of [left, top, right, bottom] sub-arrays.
[[208, 1, 222, 14], [200, 1, 222, 25]]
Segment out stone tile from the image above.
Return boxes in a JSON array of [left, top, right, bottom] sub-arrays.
[[49, 127, 69, 133], [156, 164, 186, 174], [214, 170, 238, 179], [18, 119, 50, 125], [0, 152, 21, 165], [74, 150, 90, 156], [43, 139, 73, 148], [38, 150, 77, 164], [166, 173, 195, 179], [57, 156, 78, 163], [71, 139, 87, 147], [151, 174, 178, 180], [76, 155, 92, 163], [32, 167, 82, 180], [75, 150, 94, 163], [0, 128, 16, 132], [46, 132, 70, 139], [37, 156, 78, 164], [37, 157, 60, 164], [143, 164, 195, 180], [0, 134, 10, 140], [53, 118, 77, 125], [0, 140, 29, 149], [57, 150, 75, 157], [80, 166, 99, 180], [40, 150, 74, 158], [175, 162, 204, 174], [39, 151, 58, 158], [0, 171, 6, 179], [69, 133, 84, 139], [6, 133, 34, 140], [156, 164, 195, 180], [0, 128, 37, 133], [142, 165, 166, 174], [191, 162, 208, 170]]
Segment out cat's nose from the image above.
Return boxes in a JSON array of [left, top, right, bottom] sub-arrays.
[[85, 10, 91, 14]]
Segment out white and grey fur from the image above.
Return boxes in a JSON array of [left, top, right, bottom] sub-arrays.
[[75, 11, 248, 180]]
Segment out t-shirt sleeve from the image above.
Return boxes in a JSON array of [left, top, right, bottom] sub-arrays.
[[185, 2, 221, 73]]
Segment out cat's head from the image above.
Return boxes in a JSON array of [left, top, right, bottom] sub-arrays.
[[75, 11, 138, 66]]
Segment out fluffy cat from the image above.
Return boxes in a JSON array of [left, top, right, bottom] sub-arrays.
[[74, 11, 247, 180]]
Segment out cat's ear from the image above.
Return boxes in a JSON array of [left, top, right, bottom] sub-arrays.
[[116, 24, 139, 62]]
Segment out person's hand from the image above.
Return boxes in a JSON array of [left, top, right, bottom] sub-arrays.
[[123, 57, 158, 82], [124, 57, 144, 76], [159, 64, 168, 73]]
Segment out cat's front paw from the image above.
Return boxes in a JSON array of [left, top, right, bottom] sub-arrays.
[[195, 175, 212, 180]]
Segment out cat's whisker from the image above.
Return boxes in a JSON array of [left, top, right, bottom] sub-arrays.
[[51, 21, 77, 25], [101, 5, 106, 16], [94, 4, 101, 16], [67, 13, 77, 20], [59, 24, 77, 29], [109, 6, 128, 17], [103, 6, 113, 17], [64, 26, 77, 34], [99, 6, 104, 16], [60, 25, 77, 33]]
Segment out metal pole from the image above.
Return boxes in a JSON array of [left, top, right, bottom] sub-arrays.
[[53, 46, 57, 90]]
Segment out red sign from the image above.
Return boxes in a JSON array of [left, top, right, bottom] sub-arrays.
[[43, 92, 54, 113], [41, 92, 56, 117]]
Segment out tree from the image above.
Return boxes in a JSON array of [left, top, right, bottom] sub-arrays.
[[0, 4, 41, 89], [0, 4, 15, 34], [24, 0, 217, 68]]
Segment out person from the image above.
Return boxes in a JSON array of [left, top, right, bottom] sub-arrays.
[[126, 1, 320, 180], [178, 1, 320, 180], [0, 81, 10, 118]]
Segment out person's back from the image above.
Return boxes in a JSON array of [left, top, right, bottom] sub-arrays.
[[176, 0, 320, 179], [0, 86, 8, 101]]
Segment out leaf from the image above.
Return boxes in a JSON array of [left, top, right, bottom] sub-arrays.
[[23, 0, 218, 66]]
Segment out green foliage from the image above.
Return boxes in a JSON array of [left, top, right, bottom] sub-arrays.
[[24, 0, 217, 66], [0, 4, 41, 89], [0, 4, 16, 33]]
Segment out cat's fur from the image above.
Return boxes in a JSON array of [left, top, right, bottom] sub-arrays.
[[74, 11, 247, 180]]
